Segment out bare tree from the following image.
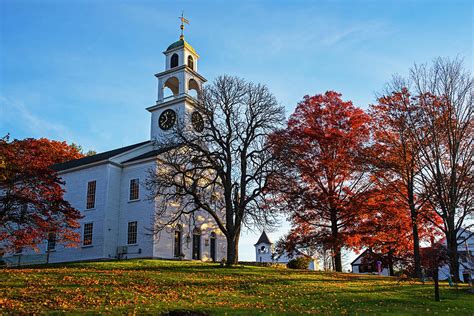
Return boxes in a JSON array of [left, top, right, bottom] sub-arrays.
[[146, 75, 285, 265], [407, 57, 473, 282]]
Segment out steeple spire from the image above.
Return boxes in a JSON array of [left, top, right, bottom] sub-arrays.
[[179, 12, 189, 40]]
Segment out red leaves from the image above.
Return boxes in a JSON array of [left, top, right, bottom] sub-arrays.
[[0, 135, 84, 252], [270, 89, 447, 271], [269, 92, 372, 270], [363, 90, 444, 269]]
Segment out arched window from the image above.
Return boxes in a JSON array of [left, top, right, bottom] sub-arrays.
[[174, 224, 183, 258], [163, 76, 180, 100], [170, 54, 179, 68], [187, 55, 194, 70], [188, 78, 200, 99]]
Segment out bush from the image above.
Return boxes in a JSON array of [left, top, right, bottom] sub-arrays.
[[287, 257, 310, 270]]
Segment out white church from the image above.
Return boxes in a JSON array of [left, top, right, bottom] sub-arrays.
[[3, 29, 227, 265], [254, 231, 318, 270]]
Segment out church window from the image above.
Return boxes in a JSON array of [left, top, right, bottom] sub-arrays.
[[127, 221, 138, 244], [174, 225, 182, 257], [47, 232, 56, 251], [86, 181, 96, 209], [83, 223, 93, 246], [170, 53, 179, 68], [187, 55, 194, 70], [129, 178, 139, 201]]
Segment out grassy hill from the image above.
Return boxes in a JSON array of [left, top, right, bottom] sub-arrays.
[[1, 259, 472, 314]]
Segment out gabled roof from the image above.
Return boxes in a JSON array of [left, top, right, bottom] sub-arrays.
[[350, 249, 370, 266], [51, 141, 152, 172], [255, 231, 272, 245]]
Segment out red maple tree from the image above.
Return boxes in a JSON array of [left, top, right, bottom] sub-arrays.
[[0, 135, 84, 253], [348, 184, 440, 276], [270, 91, 372, 272], [366, 88, 434, 278]]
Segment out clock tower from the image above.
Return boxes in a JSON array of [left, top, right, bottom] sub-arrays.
[[147, 15, 206, 142]]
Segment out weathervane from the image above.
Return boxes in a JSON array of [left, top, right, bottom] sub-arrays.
[[179, 11, 189, 40]]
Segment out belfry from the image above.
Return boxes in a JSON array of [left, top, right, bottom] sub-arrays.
[[147, 14, 207, 141]]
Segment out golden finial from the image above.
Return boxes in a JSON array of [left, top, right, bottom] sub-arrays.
[[179, 11, 189, 40]]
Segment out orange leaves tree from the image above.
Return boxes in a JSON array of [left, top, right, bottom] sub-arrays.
[[350, 185, 438, 276], [366, 88, 433, 278], [269, 91, 372, 272], [382, 57, 473, 282], [0, 135, 83, 253]]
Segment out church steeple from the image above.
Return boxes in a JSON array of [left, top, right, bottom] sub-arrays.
[[255, 231, 274, 263], [146, 15, 207, 141]]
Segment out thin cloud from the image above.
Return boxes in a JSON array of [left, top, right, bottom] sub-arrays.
[[320, 23, 384, 47], [0, 96, 70, 138]]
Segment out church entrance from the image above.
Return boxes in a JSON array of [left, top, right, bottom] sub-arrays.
[[192, 228, 201, 260], [210, 232, 216, 262]]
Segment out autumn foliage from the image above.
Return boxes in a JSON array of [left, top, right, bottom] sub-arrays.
[[349, 185, 439, 275], [0, 135, 84, 252], [270, 90, 448, 275], [365, 88, 443, 278], [270, 91, 372, 272]]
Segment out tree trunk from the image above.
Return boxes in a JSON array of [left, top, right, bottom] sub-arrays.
[[331, 210, 342, 272], [411, 221, 422, 279], [433, 266, 440, 302], [334, 246, 342, 272], [447, 233, 460, 282], [226, 236, 239, 266], [408, 190, 422, 280], [388, 250, 395, 276]]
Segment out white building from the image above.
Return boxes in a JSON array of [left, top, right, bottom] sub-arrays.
[[438, 229, 473, 283], [2, 32, 227, 266], [254, 231, 317, 270], [351, 229, 473, 282], [350, 249, 390, 276], [255, 231, 274, 263]]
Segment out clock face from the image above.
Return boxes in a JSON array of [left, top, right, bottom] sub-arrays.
[[159, 109, 177, 130], [191, 111, 204, 132]]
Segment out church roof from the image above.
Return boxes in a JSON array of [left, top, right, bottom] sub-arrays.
[[51, 140, 152, 172], [255, 231, 272, 245], [122, 145, 178, 163], [166, 39, 198, 56]]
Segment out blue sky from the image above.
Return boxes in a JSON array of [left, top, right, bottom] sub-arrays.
[[1, 0, 472, 262]]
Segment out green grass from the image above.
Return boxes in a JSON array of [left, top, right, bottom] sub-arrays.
[[1, 259, 472, 315]]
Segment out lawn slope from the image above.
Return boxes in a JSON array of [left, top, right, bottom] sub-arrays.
[[1, 260, 472, 314]]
